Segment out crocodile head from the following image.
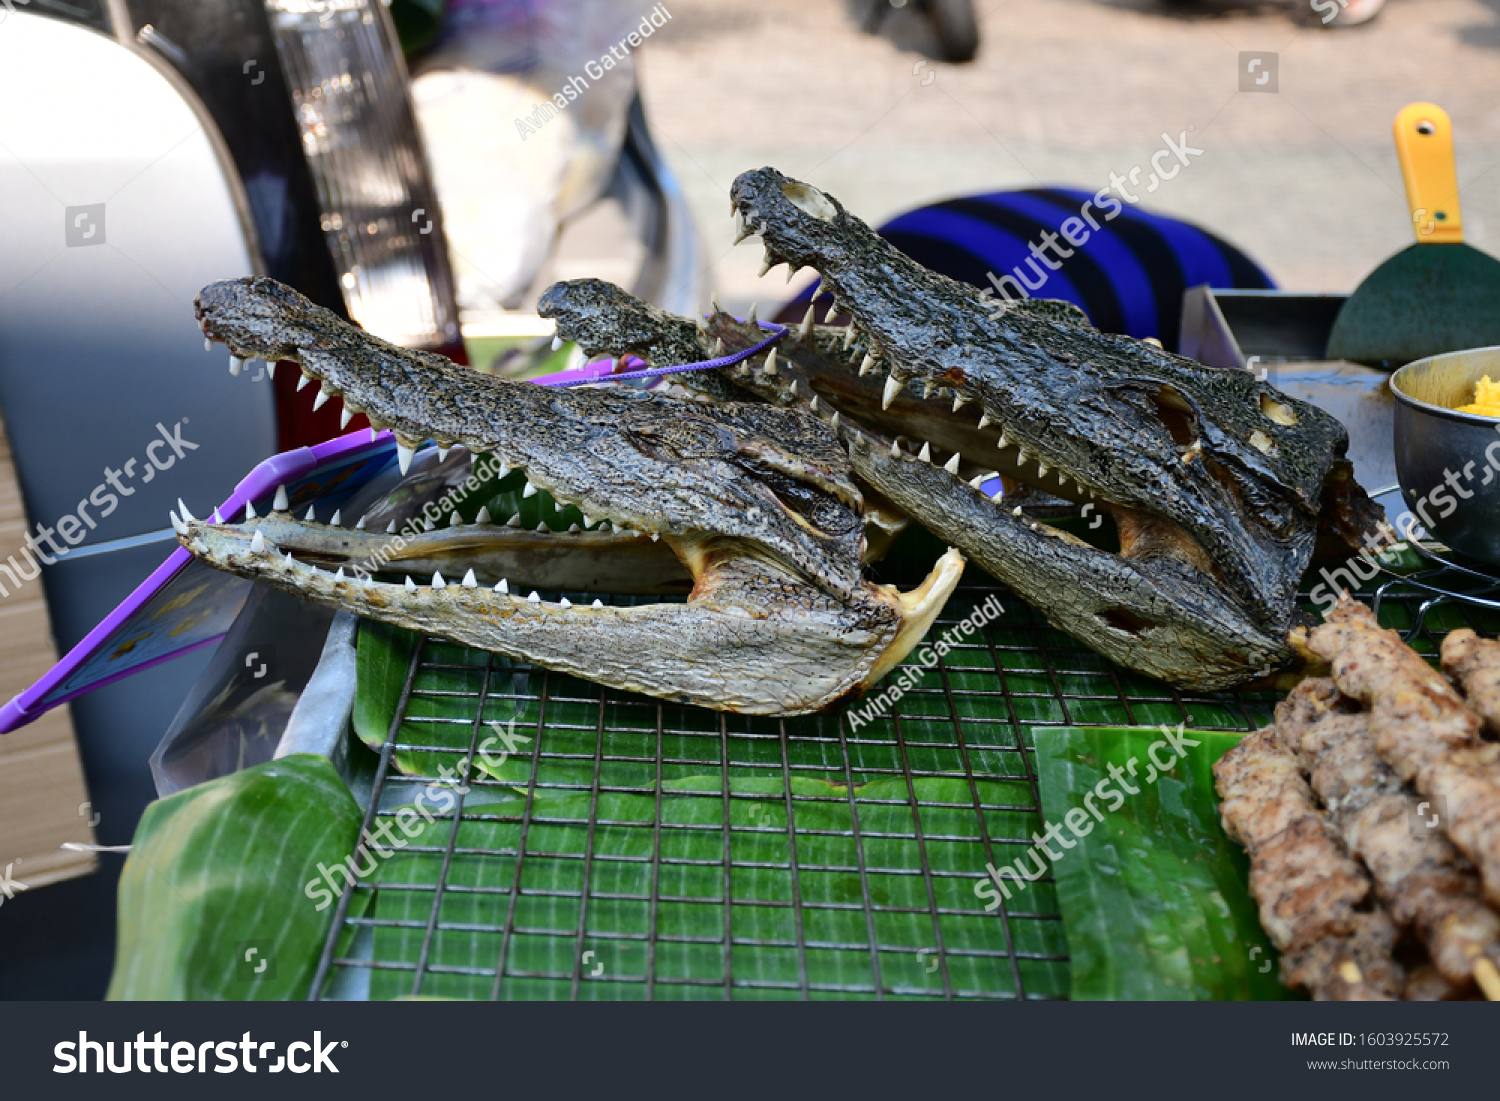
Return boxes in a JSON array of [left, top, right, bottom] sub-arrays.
[[541, 168, 1386, 689], [183, 276, 963, 715]]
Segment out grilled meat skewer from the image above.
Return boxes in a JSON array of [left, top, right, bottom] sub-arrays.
[[1276, 678, 1500, 988], [1309, 597, 1500, 907], [1214, 726, 1402, 999], [1442, 629, 1500, 739]]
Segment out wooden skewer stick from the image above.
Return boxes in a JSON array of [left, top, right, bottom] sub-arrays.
[[1474, 957, 1500, 1001]]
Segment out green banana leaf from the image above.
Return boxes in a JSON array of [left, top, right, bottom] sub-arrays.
[[108, 754, 367, 1000], [1033, 725, 1297, 1001]]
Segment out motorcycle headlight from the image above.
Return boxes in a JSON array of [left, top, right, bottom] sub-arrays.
[[264, 0, 457, 349]]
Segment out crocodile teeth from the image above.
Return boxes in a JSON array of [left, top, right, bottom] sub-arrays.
[[1016, 447, 1029, 465], [527, 591, 540, 604], [746, 304, 758, 326], [582, 515, 594, 528], [811, 283, 827, 301], [890, 440, 902, 459], [449, 511, 463, 527], [475, 506, 492, 524], [785, 265, 800, 284], [968, 474, 986, 489], [422, 518, 435, 532], [882, 373, 904, 410], [536, 522, 550, 534], [507, 513, 523, 528], [809, 396, 821, 413], [799, 304, 816, 338], [650, 532, 660, 541], [356, 514, 368, 530], [205, 338, 213, 352], [858, 352, 877, 377], [824, 301, 840, 324], [569, 523, 581, 533], [437, 446, 449, 461], [1037, 461, 1049, 477], [711, 291, 724, 315], [462, 569, 477, 588], [250, 530, 268, 555], [229, 355, 244, 376], [396, 444, 416, 476], [943, 453, 961, 475], [177, 498, 195, 523], [170, 510, 187, 536], [297, 373, 312, 392], [340, 407, 353, 429], [312, 382, 331, 409], [265, 361, 276, 379], [405, 576, 417, 592], [190, 537, 209, 554], [763, 348, 778, 376], [242, 501, 256, 521], [386, 520, 398, 534], [497, 461, 510, 478], [758, 252, 776, 278], [712, 337, 726, 357], [334, 567, 346, 582], [302, 505, 316, 522], [978, 413, 991, 430], [273, 485, 290, 512], [496, 578, 509, 594], [842, 322, 858, 350], [922, 380, 935, 400], [1012, 506, 1023, 517], [370, 427, 381, 443], [918, 442, 932, 463], [996, 431, 1009, 449], [432, 571, 446, 589], [522, 481, 538, 498], [552, 335, 564, 352], [593, 599, 604, 608], [953, 394, 968, 413]]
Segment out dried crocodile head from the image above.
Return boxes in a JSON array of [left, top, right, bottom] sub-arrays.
[[540, 170, 1386, 689], [181, 276, 963, 716]]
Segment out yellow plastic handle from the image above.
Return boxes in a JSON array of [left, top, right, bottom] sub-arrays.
[[1394, 102, 1463, 244]]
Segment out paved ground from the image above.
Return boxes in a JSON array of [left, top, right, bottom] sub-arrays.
[[636, 0, 1500, 315]]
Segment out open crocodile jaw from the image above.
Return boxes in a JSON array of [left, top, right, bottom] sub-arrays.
[[186, 277, 965, 715], [541, 167, 1387, 689], [727, 167, 1363, 628]]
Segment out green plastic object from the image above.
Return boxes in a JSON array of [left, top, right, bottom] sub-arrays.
[[1326, 242, 1500, 368]]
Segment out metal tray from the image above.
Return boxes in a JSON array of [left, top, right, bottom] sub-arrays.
[[295, 565, 1500, 1001]]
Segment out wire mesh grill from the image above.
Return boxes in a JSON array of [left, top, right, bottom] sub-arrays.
[[309, 568, 1500, 1001]]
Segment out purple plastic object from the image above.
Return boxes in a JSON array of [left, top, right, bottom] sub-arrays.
[[0, 429, 395, 736], [536, 320, 786, 387]]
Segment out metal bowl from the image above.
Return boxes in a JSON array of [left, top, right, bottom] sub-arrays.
[[1390, 346, 1500, 566]]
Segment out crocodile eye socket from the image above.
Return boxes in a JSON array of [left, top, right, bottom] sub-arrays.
[[624, 421, 728, 461], [782, 181, 838, 223]]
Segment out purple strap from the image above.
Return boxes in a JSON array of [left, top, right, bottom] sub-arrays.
[[536, 320, 787, 388]]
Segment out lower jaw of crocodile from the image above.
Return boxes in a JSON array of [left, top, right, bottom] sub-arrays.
[[177, 515, 964, 716]]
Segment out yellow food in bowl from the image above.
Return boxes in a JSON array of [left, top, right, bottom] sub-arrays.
[[1458, 375, 1500, 417]]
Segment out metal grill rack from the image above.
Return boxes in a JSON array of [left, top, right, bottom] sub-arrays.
[[308, 570, 1500, 1002]]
